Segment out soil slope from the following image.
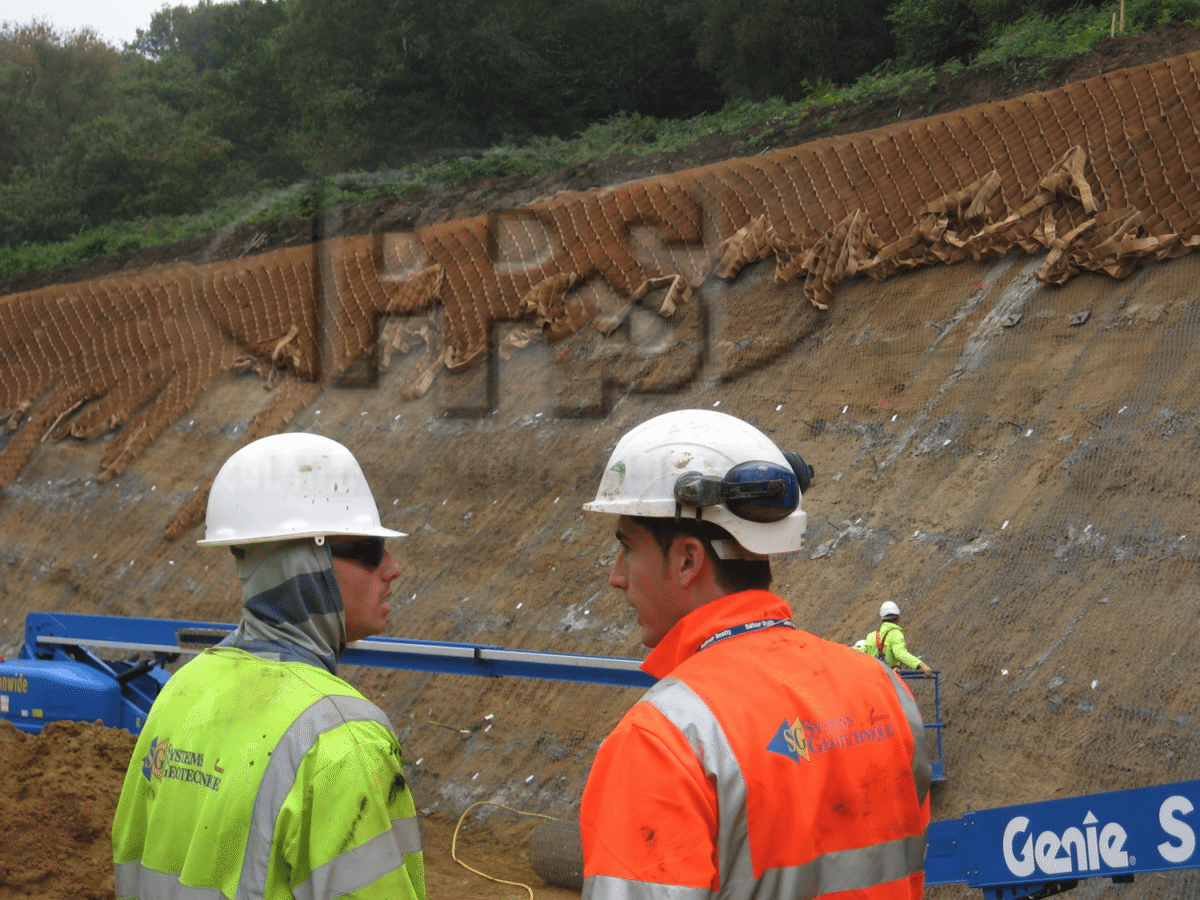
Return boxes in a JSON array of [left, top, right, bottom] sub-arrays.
[[4, 26, 1200, 900]]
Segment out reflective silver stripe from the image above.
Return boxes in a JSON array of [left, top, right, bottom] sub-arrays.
[[236, 694, 398, 900], [644, 678, 754, 888], [391, 815, 423, 854], [645, 676, 927, 899], [583, 836, 924, 900], [885, 667, 932, 805], [584, 873, 711, 900], [295, 816, 423, 900], [724, 834, 926, 900], [113, 861, 227, 900]]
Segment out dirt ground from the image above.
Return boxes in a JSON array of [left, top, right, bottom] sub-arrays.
[[5, 24, 1200, 900], [0, 719, 581, 899]]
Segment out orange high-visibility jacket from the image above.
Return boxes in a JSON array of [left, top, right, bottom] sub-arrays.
[[581, 590, 931, 900]]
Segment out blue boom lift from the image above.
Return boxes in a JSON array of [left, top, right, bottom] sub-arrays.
[[924, 780, 1200, 898], [13, 612, 1194, 898], [0, 611, 944, 782]]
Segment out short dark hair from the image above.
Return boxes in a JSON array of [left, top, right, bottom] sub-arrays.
[[631, 516, 772, 594]]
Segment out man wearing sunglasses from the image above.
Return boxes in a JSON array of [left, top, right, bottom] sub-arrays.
[[579, 409, 931, 900], [113, 433, 424, 900]]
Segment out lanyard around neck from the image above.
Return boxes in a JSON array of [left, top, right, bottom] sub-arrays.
[[699, 618, 796, 652]]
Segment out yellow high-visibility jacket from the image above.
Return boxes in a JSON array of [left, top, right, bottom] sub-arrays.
[[866, 622, 924, 670], [112, 647, 424, 900]]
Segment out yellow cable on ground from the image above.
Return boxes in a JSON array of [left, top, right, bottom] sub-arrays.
[[451, 801, 561, 899]]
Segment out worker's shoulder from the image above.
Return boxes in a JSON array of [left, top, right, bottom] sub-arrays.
[[185, 648, 374, 708], [801, 634, 903, 685]]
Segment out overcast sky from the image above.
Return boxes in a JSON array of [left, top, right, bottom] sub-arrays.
[[5, 1, 222, 48]]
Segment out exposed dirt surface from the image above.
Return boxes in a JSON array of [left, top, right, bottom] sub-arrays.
[[5, 25, 1200, 900], [0, 718, 580, 899], [0, 721, 128, 899]]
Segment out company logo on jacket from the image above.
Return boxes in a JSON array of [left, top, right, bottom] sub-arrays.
[[768, 714, 899, 763], [143, 737, 170, 781], [768, 719, 811, 763], [141, 736, 222, 792]]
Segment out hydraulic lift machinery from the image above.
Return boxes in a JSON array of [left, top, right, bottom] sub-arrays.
[[7, 612, 1193, 898]]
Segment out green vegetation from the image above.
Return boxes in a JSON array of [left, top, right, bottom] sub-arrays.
[[975, 4, 1127, 63], [0, 96, 817, 280], [1, 0, 1197, 282]]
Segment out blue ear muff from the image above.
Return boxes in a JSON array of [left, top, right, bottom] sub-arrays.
[[674, 459, 803, 524], [724, 461, 799, 522]]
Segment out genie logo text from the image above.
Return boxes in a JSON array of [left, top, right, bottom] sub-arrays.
[[1002, 795, 1195, 878]]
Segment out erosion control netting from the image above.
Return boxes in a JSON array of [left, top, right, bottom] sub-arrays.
[[4, 49, 1200, 900], [8, 246, 1200, 898], [529, 819, 585, 890], [2, 51, 1199, 542]]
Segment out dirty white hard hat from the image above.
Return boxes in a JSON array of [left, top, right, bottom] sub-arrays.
[[880, 600, 901, 620], [198, 433, 405, 546], [583, 409, 811, 557]]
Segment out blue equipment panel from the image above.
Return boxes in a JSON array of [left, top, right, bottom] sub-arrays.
[[3, 613, 179, 734], [926, 780, 1200, 890], [0, 658, 120, 733]]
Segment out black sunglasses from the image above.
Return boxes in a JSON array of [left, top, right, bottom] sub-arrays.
[[328, 537, 386, 568]]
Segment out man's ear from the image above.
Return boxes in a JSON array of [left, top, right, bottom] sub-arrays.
[[673, 535, 709, 588]]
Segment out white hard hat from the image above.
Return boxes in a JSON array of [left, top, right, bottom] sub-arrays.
[[853, 639, 867, 651], [880, 600, 901, 620], [583, 409, 811, 556], [198, 433, 405, 546]]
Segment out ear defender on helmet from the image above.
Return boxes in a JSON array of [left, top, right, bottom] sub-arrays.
[[782, 451, 814, 493], [583, 409, 812, 556], [673, 452, 814, 524]]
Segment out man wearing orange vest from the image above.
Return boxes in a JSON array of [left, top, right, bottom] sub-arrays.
[[580, 410, 930, 900]]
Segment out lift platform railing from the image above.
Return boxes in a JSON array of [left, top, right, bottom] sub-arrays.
[[900, 668, 944, 782]]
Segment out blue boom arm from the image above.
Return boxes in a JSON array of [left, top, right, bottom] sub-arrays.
[[19, 611, 657, 685], [0, 612, 659, 735], [6, 613, 1191, 897], [1, 611, 943, 782]]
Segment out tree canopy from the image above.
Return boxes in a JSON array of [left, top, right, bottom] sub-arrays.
[[0, 0, 1172, 246]]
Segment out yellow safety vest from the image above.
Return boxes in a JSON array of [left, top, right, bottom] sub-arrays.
[[112, 647, 424, 900]]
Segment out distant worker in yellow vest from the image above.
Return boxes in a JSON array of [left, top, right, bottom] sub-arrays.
[[112, 433, 425, 900], [866, 601, 933, 677]]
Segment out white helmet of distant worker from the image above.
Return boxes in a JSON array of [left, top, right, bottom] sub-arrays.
[[583, 409, 813, 557], [198, 433, 405, 546], [880, 600, 901, 621]]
